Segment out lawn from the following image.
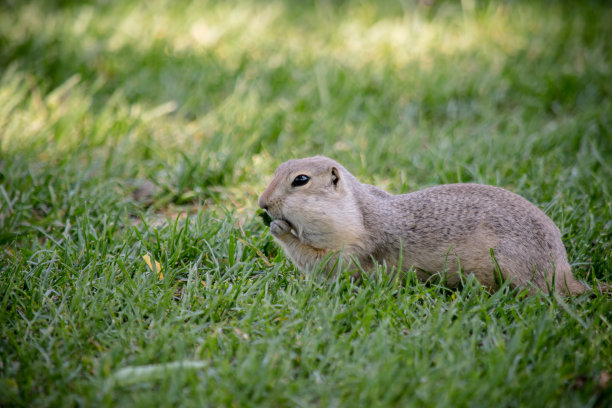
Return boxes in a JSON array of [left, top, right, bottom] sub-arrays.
[[1, 0, 611, 406]]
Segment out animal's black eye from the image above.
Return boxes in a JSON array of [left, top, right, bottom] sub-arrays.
[[291, 175, 310, 187]]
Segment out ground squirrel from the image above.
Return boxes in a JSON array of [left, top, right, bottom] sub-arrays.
[[258, 155, 588, 295]]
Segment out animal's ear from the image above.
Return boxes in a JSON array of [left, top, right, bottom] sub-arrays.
[[331, 167, 340, 187]]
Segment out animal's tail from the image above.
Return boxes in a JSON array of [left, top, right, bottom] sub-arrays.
[[560, 275, 610, 296], [563, 277, 588, 295]]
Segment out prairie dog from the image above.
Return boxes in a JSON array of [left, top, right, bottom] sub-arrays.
[[258, 155, 587, 294]]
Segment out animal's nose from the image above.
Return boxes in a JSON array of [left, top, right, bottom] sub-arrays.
[[258, 195, 268, 210]]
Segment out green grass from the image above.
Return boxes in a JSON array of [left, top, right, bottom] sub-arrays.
[[1, 0, 611, 406]]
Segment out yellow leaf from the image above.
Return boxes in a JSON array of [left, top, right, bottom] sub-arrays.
[[143, 253, 163, 280], [143, 253, 153, 270], [201, 280, 207, 287]]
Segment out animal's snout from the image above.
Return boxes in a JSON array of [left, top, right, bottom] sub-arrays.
[[258, 194, 268, 211]]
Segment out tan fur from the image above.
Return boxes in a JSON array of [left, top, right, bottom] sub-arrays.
[[258, 156, 590, 295]]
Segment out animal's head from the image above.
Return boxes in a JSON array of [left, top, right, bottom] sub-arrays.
[[258, 156, 363, 249]]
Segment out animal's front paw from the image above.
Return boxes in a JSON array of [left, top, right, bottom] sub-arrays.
[[270, 219, 292, 237]]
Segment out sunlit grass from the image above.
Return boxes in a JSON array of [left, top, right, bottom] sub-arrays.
[[1, 0, 611, 406]]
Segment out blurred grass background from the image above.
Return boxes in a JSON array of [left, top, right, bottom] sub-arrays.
[[1, 0, 611, 406]]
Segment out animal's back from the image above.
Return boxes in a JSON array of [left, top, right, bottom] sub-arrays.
[[382, 183, 576, 292]]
